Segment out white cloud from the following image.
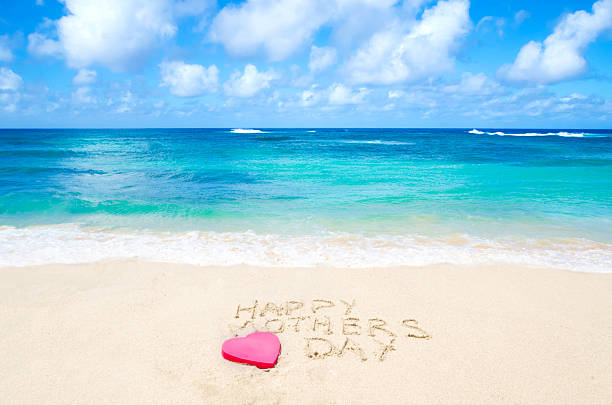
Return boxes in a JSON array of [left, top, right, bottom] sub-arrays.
[[210, 0, 334, 61], [209, 0, 403, 61], [27, 32, 63, 57], [291, 74, 312, 88], [0, 35, 13, 62], [402, 0, 433, 14], [159, 61, 218, 97], [0, 67, 23, 91], [444, 72, 501, 95], [115, 90, 135, 113], [514, 10, 530, 26], [36, 0, 44, 5], [328, 83, 370, 105], [72, 69, 97, 85], [344, 0, 471, 85], [330, 0, 401, 48], [388, 90, 405, 99], [174, 0, 214, 17], [26, 0, 210, 72], [0, 93, 19, 112], [476, 16, 505, 37], [308, 45, 337, 73], [338, 0, 399, 7], [224, 64, 278, 98], [559, 93, 587, 103], [71, 86, 95, 104], [300, 86, 320, 107], [500, 0, 612, 84]]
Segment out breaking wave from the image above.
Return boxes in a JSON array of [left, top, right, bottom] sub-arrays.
[[0, 224, 610, 272], [230, 129, 267, 134], [469, 129, 586, 137]]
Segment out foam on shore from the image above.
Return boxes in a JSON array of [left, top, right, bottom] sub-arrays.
[[1, 224, 610, 272]]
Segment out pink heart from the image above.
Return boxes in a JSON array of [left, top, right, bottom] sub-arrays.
[[222, 332, 281, 369]]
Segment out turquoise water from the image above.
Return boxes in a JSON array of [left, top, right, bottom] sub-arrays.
[[1, 128, 611, 271]]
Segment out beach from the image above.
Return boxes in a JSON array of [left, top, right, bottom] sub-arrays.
[[1, 261, 610, 404], [4, 0, 612, 400], [1, 128, 611, 403]]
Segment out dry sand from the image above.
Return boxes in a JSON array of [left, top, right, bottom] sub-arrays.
[[0, 261, 610, 404]]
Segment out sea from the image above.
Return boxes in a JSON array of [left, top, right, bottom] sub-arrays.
[[0, 128, 611, 272]]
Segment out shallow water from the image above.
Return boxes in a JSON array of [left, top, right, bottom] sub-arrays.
[[1, 128, 611, 271]]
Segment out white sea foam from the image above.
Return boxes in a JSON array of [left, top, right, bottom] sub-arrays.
[[307, 130, 316, 133], [471, 130, 585, 137], [230, 128, 266, 134], [0, 224, 610, 273]]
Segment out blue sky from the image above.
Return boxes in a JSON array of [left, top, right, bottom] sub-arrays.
[[0, 0, 611, 128]]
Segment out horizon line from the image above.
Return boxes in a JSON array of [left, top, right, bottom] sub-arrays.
[[1, 127, 610, 131]]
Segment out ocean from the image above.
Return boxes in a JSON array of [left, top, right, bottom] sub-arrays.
[[0, 128, 610, 271]]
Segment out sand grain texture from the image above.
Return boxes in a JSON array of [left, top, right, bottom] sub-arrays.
[[0, 261, 610, 404]]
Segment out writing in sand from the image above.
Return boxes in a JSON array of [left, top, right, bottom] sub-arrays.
[[229, 299, 430, 362]]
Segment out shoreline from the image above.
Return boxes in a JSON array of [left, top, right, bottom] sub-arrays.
[[2, 224, 611, 272], [1, 261, 611, 403]]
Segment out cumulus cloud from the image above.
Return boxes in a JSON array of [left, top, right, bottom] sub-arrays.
[[344, 0, 471, 85], [60, 0, 175, 71], [0, 67, 23, 91], [499, 0, 612, 84], [308, 46, 337, 73], [209, 0, 403, 61], [328, 83, 370, 105], [209, 0, 334, 61], [72, 69, 97, 85], [224, 64, 278, 98], [159, 61, 219, 97], [27, 0, 212, 72], [330, 0, 401, 48]]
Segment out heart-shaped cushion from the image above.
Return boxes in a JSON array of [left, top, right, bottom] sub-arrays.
[[222, 332, 281, 369]]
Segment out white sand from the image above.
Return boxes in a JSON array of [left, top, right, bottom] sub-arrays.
[[1, 261, 610, 404]]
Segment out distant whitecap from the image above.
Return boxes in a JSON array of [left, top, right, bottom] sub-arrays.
[[477, 130, 585, 137], [230, 128, 266, 134]]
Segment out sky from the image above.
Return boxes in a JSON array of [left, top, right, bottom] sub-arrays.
[[0, 0, 611, 128]]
